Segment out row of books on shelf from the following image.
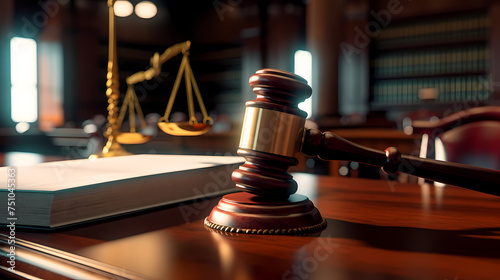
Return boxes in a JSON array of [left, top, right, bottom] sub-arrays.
[[372, 75, 490, 105], [374, 12, 489, 49], [373, 45, 490, 78]]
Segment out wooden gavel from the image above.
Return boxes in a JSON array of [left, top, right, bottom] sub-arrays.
[[206, 69, 500, 235], [233, 69, 500, 198]]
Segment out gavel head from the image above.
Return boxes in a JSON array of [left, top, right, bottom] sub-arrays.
[[232, 69, 312, 199]]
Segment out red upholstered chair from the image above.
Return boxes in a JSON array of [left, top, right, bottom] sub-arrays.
[[412, 106, 500, 171]]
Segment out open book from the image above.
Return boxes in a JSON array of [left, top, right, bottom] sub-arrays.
[[0, 155, 243, 228]]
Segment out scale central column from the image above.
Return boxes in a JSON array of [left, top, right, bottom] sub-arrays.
[[101, 0, 129, 157]]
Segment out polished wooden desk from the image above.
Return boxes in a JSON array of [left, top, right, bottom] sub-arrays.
[[1, 174, 500, 279]]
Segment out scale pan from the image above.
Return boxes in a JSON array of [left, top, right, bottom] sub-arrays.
[[116, 132, 152, 144], [158, 121, 212, 136]]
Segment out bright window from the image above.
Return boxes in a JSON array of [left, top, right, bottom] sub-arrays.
[[11, 37, 38, 124], [294, 50, 313, 118]]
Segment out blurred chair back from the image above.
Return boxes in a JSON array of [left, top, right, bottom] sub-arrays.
[[398, 108, 441, 135], [412, 106, 500, 170]]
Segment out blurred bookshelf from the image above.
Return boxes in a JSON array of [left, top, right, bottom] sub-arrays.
[[370, 9, 491, 110]]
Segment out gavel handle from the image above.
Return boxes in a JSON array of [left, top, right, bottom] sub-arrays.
[[302, 129, 500, 196]]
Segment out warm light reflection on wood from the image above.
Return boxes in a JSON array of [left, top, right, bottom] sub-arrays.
[[77, 231, 173, 279], [420, 183, 431, 211], [210, 231, 235, 276]]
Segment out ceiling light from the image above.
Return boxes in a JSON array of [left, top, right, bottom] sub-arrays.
[[135, 1, 157, 19], [114, 0, 133, 17]]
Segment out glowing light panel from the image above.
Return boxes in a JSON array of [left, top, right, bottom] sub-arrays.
[[434, 137, 447, 187], [294, 50, 312, 118], [11, 37, 38, 123], [5, 152, 43, 166]]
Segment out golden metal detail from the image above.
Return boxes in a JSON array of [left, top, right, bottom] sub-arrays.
[[92, 1, 213, 158], [157, 50, 213, 136], [238, 108, 305, 158], [115, 85, 152, 144], [204, 217, 327, 235], [124, 40, 213, 137], [97, 0, 130, 157]]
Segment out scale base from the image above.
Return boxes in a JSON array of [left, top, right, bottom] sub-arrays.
[[205, 192, 326, 235], [90, 136, 132, 158]]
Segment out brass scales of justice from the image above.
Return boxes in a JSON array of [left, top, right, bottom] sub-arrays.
[[97, 0, 213, 157]]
